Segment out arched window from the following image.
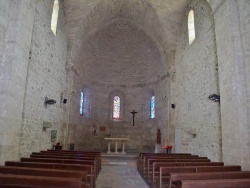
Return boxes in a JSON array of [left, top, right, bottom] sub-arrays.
[[79, 88, 91, 117], [188, 10, 195, 45], [51, 0, 59, 35], [113, 96, 121, 119], [150, 96, 155, 119]]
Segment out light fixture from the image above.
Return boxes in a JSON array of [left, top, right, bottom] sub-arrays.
[[208, 94, 220, 102], [45, 97, 56, 106]]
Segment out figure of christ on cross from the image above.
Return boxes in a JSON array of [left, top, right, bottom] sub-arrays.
[[130, 109, 137, 126]]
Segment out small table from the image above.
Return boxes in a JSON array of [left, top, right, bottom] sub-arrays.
[[104, 138, 129, 154]]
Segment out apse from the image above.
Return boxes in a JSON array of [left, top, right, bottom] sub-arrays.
[[68, 19, 168, 152], [75, 20, 166, 86]]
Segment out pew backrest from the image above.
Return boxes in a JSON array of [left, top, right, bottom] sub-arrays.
[[150, 162, 224, 187], [0, 174, 82, 188], [170, 171, 250, 188], [5, 162, 94, 188], [159, 165, 241, 188], [0, 166, 87, 180], [181, 179, 250, 188]]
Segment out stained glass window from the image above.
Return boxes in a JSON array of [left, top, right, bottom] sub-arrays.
[[150, 96, 155, 119], [113, 96, 120, 119], [80, 91, 84, 115]]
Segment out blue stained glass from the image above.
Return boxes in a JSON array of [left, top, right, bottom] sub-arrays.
[[113, 96, 120, 119], [80, 91, 84, 115], [150, 96, 155, 119]]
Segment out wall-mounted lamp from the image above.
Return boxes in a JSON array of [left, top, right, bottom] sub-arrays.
[[45, 97, 56, 106], [208, 94, 220, 102]]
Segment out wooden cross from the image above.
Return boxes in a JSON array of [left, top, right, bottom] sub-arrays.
[[130, 109, 138, 126]]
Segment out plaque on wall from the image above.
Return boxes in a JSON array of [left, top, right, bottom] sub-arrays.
[[51, 130, 57, 142], [99, 126, 106, 132]]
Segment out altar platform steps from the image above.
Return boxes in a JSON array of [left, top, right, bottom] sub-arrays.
[[101, 153, 138, 167]]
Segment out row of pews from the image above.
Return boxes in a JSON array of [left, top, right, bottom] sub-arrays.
[[137, 152, 250, 188], [0, 150, 101, 188]]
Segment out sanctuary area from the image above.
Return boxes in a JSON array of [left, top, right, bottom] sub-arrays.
[[0, 0, 250, 187]]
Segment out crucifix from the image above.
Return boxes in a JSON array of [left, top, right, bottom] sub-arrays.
[[130, 109, 138, 126]]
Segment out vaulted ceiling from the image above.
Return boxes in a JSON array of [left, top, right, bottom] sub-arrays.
[[62, 0, 190, 69]]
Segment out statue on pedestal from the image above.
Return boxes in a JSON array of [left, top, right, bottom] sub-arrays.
[[92, 124, 97, 136], [157, 129, 161, 144]]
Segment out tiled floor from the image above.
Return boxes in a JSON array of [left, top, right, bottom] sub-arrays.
[[96, 154, 148, 188]]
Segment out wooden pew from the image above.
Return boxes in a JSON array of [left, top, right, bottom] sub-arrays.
[[37, 151, 101, 172], [140, 155, 208, 175], [0, 185, 54, 188], [141, 158, 210, 178], [138, 153, 192, 172], [169, 171, 250, 188], [138, 153, 193, 172], [150, 162, 184, 187], [145, 158, 210, 181], [5, 161, 94, 188], [0, 166, 87, 183], [150, 162, 224, 187], [44, 150, 101, 159], [30, 154, 100, 174], [159, 165, 241, 188], [0, 174, 82, 188], [181, 179, 250, 188], [46, 150, 101, 153], [20, 157, 97, 180]]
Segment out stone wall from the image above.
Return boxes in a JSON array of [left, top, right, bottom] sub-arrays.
[[174, 0, 221, 161], [0, 0, 36, 164], [18, 0, 68, 157], [68, 81, 168, 153], [0, 0, 67, 162]]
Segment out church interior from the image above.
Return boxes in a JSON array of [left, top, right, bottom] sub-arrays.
[[0, 0, 250, 187]]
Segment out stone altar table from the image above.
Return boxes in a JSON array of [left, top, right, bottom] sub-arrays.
[[104, 138, 129, 154]]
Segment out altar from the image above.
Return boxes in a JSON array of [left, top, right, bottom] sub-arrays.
[[104, 137, 129, 154]]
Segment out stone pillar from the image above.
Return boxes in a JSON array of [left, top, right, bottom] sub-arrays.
[[107, 141, 111, 154], [0, 0, 36, 164], [214, 0, 250, 169], [121, 141, 126, 154]]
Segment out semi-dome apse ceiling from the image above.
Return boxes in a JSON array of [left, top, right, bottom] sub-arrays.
[[62, 0, 190, 85]]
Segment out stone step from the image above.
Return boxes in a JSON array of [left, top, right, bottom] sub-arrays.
[[101, 153, 138, 161]]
